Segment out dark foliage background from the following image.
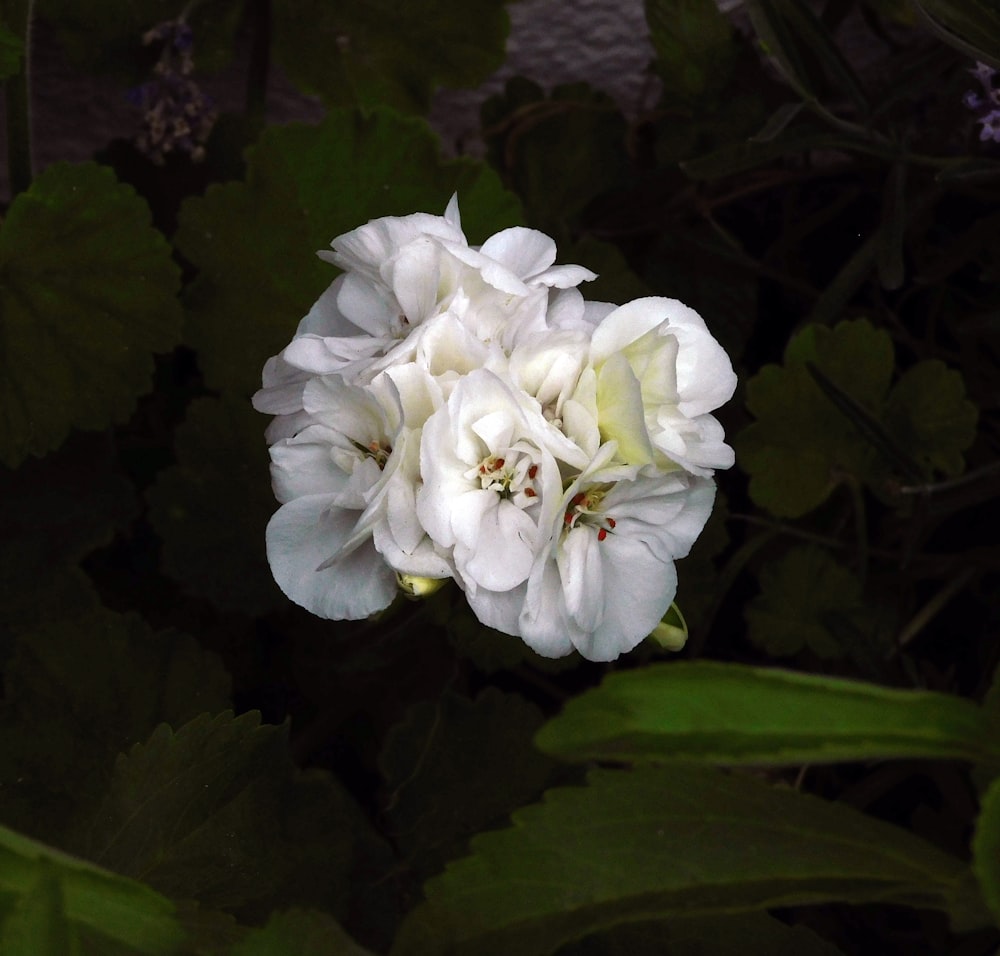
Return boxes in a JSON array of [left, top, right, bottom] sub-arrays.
[[1, 0, 1000, 953]]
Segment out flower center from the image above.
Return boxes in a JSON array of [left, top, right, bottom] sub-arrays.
[[353, 438, 392, 470], [563, 485, 617, 541], [466, 453, 540, 502]]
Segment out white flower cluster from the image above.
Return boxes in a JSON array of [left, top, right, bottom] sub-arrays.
[[254, 198, 736, 661]]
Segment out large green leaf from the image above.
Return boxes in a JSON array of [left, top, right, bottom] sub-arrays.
[[0, 162, 182, 466], [0, 607, 232, 839], [74, 711, 386, 919], [272, 0, 510, 112], [146, 396, 281, 616], [175, 108, 522, 398], [534, 661, 991, 766], [912, 0, 1000, 68], [391, 765, 971, 956], [0, 824, 183, 955]]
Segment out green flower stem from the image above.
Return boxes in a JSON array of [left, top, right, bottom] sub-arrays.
[[3, 0, 33, 198]]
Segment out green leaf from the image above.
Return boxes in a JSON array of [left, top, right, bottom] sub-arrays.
[[735, 319, 975, 517], [74, 712, 385, 919], [745, 0, 870, 115], [0, 607, 232, 837], [230, 909, 375, 956], [881, 360, 978, 479], [555, 911, 847, 955], [745, 545, 891, 660], [0, 162, 182, 466], [380, 690, 558, 878], [175, 108, 521, 398], [146, 396, 281, 616], [0, 824, 183, 955], [911, 0, 1000, 69], [972, 777, 1000, 927], [645, 0, 736, 104], [534, 660, 992, 766], [391, 765, 969, 956], [0, 17, 24, 80], [273, 0, 509, 112]]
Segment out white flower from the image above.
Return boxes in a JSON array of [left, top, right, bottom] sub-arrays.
[[467, 444, 716, 660], [255, 197, 735, 662]]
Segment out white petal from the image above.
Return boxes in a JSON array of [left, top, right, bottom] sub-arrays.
[[478, 227, 557, 279]]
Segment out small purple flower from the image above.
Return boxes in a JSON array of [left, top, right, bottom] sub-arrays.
[[127, 18, 217, 164], [963, 61, 1000, 148]]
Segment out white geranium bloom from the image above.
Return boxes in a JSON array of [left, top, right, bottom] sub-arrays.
[[468, 444, 716, 660], [417, 368, 588, 596], [590, 297, 738, 475]]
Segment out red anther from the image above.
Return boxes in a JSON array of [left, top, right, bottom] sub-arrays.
[[563, 512, 574, 525], [524, 488, 537, 498], [528, 464, 538, 479], [479, 464, 486, 474], [607, 517, 616, 528], [597, 528, 608, 541], [570, 492, 585, 507], [495, 458, 505, 469]]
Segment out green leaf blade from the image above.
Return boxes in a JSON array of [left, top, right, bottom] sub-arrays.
[[535, 661, 991, 766], [0, 162, 182, 466], [391, 766, 969, 956]]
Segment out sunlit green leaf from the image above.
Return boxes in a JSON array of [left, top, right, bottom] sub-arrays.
[[272, 0, 509, 112], [175, 108, 521, 398], [972, 777, 1000, 927], [0, 824, 183, 955], [146, 396, 281, 616], [0, 162, 182, 466], [230, 909, 375, 956], [380, 689, 558, 878], [535, 660, 992, 766], [391, 765, 970, 956], [556, 911, 847, 955]]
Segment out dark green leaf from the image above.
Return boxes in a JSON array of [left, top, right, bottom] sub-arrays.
[[645, 0, 736, 104], [75, 712, 385, 919], [0, 17, 23, 80], [380, 690, 558, 877], [175, 108, 521, 398], [0, 824, 183, 955], [0, 162, 182, 466], [146, 397, 281, 616], [555, 911, 847, 956], [391, 765, 969, 956], [745, 546, 891, 659], [912, 0, 1000, 69], [535, 660, 992, 766], [230, 909, 375, 956], [0, 607, 231, 836], [273, 0, 510, 112], [972, 777, 1000, 927]]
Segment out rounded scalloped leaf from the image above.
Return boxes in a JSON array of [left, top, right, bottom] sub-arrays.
[[146, 396, 282, 616], [735, 320, 894, 517], [272, 0, 510, 112], [175, 108, 523, 398], [745, 545, 863, 660], [0, 162, 182, 467]]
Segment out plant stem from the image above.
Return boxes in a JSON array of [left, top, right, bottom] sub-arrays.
[[3, 0, 33, 199]]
